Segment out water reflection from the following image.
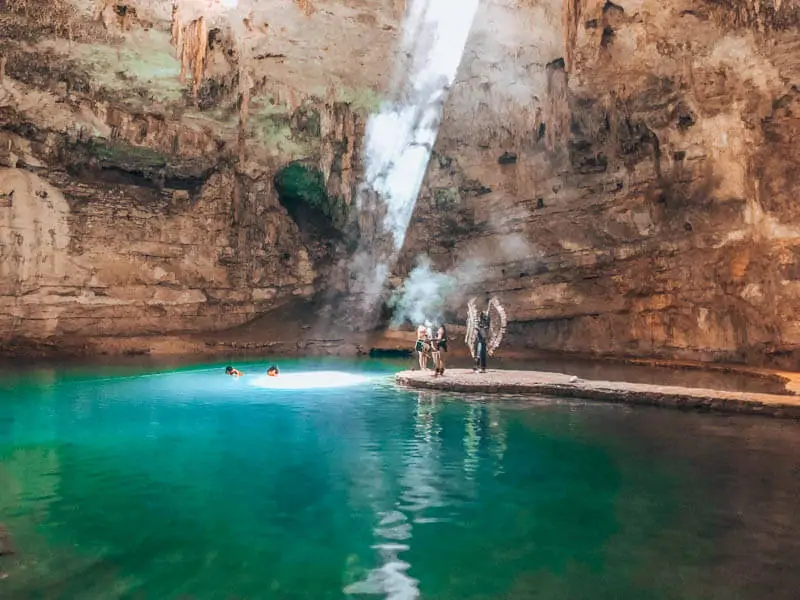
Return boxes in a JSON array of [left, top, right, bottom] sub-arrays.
[[349, 393, 520, 599], [401, 393, 444, 517], [463, 402, 481, 481], [487, 404, 507, 475], [0, 443, 63, 584], [346, 514, 417, 600], [347, 391, 447, 599]]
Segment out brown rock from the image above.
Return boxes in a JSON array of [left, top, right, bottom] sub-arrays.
[[0, 0, 798, 369]]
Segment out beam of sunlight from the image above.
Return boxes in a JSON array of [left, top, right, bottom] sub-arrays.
[[348, 0, 480, 322], [364, 0, 479, 252]]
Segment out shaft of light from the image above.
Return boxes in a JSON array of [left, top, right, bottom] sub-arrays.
[[362, 0, 480, 252]]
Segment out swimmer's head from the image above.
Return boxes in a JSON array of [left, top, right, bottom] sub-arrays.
[[267, 365, 279, 376], [225, 366, 234, 375]]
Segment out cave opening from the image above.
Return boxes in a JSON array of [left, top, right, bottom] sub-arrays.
[[274, 162, 346, 236]]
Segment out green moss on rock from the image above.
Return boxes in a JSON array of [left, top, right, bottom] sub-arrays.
[[291, 105, 322, 138], [274, 162, 348, 231], [433, 187, 461, 207], [87, 140, 167, 169]]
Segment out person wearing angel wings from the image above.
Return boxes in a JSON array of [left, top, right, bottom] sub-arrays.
[[465, 297, 508, 373]]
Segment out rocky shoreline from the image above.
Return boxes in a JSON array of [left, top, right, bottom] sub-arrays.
[[395, 369, 800, 420]]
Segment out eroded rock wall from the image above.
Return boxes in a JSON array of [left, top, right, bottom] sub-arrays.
[[0, 75, 360, 346], [401, 0, 800, 365], [0, 160, 316, 340]]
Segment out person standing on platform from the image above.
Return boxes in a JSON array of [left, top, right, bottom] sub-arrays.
[[433, 323, 448, 375], [473, 311, 489, 373], [415, 325, 432, 371]]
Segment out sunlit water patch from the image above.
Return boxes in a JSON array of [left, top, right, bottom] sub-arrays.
[[249, 371, 378, 390]]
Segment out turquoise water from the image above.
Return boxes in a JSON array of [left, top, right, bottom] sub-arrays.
[[1, 358, 799, 599]]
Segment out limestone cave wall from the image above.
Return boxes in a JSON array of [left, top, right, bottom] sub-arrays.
[[0, 0, 799, 365], [401, 0, 800, 366]]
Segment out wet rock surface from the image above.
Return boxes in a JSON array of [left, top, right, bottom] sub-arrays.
[[396, 368, 800, 420]]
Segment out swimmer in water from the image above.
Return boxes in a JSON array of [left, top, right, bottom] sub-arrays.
[[267, 365, 280, 377], [225, 366, 243, 377]]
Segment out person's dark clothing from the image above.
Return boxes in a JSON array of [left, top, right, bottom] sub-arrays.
[[474, 339, 487, 371], [474, 315, 489, 371], [435, 326, 448, 352]]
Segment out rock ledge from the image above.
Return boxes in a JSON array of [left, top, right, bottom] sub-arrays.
[[395, 369, 800, 420]]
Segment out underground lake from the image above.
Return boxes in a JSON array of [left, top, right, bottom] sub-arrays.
[[1, 358, 799, 599]]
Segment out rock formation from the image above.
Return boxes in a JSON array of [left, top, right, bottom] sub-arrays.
[[0, 0, 799, 366]]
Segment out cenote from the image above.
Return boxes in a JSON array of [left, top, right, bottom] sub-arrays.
[[1, 358, 800, 599]]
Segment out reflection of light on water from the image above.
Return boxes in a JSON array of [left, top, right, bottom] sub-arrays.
[[345, 510, 419, 600], [401, 394, 444, 517], [488, 405, 507, 475], [249, 371, 375, 390], [415, 392, 437, 445], [464, 403, 481, 480], [347, 393, 445, 599], [344, 542, 418, 600], [344, 511, 418, 599]]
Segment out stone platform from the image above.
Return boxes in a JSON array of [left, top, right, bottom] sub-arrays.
[[395, 369, 800, 420]]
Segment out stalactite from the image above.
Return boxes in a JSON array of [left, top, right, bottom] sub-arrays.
[[712, 0, 800, 30], [562, 0, 582, 73], [171, 2, 182, 50], [93, 0, 109, 20], [172, 14, 208, 100], [94, 0, 117, 33], [120, 8, 131, 32], [190, 17, 209, 98], [544, 59, 570, 154], [0, 56, 6, 84], [239, 72, 250, 130], [238, 64, 252, 165]]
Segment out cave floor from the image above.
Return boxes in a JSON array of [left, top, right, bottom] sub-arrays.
[[396, 369, 800, 420]]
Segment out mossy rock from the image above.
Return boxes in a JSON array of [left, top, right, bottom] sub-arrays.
[[433, 187, 461, 207], [87, 140, 167, 169], [274, 162, 327, 209], [291, 105, 322, 138], [434, 152, 454, 170], [250, 112, 310, 158]]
